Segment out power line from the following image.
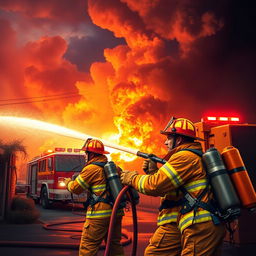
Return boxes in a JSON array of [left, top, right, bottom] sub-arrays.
[[0, 91, 80, 102], [0, 94, 81, 107]]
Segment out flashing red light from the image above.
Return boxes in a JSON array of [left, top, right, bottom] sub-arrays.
[[67, 148, 72, 152], [55, 147, 65, 152], [230, 117, 240, 122], [74, 149, 81, 153], [219, 117, 228, 121], [207, 117, 217, 121]]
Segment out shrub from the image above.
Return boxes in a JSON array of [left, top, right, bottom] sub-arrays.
[[7, 196, 40, 224]]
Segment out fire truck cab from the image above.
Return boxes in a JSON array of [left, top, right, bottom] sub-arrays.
[[27, 147, 87, 208]]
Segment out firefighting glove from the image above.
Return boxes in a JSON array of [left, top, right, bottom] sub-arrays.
[[64, 178, 71, 186], [120, 170, 138, 186], [142, 158, 158, 174]]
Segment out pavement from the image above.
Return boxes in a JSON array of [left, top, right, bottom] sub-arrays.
[[0, 201, 255, 256]]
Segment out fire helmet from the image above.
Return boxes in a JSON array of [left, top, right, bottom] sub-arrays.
[[160, 117, 204, 141], [81, 138, 110, 154]]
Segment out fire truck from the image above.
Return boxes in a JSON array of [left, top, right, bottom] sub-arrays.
[[27, 147, 87, 209], [195, 116, 256, 245]]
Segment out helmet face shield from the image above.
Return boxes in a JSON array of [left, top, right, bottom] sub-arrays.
[[161, 116, 177, 134]]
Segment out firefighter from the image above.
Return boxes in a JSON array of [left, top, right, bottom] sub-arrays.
[[64, 138, 124, 256], [121, 117, 226, 256]]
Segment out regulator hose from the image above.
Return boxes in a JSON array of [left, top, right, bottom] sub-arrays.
[[104, 185, 138, 256]]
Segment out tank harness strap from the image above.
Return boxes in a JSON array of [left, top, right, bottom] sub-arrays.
[[87, 161, 113, 207], [159, 148, 221, 225]]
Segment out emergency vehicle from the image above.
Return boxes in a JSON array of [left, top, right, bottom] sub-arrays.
[[195, 116, 256, 244], [27, 147, 87, 208]]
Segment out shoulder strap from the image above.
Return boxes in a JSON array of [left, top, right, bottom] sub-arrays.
[[87, 161, 113, 207], [90, 161, 108, 167], [179, 148, 203, 157]]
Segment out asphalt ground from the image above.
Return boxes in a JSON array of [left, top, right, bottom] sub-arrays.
[[0, 202, 255, 256]]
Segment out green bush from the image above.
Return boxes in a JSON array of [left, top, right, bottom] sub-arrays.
[[7, 196, 40, 224]]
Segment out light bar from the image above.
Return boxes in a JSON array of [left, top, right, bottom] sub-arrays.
[[204, 116, 240, 123]]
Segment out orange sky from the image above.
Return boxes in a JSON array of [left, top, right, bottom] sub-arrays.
[[0, 0, 255, 180]]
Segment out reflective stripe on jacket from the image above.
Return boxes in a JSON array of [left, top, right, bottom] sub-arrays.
[[67, 155, 124, 219], [131, 142, 212, 233]]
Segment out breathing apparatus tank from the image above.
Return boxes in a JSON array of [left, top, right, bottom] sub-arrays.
[[202, 147, 241, 220], [104, 161, 127, 208], [221, 146, 256, 211]]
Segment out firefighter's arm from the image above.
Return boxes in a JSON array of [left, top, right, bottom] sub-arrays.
[[65, 166, 93, 194], [123, 152, 192, 197]]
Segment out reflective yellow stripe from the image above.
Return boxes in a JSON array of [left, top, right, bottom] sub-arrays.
[[91, 184, 106, 193], [157, 212, 178, 226], [160, 162, 183, 188], [86, 209, 124, 218], [179, 210, 212, 232], [76, 175, 89, 190], [67, 181, 73, 192], [86, 209, 112, 218], [184, 179, 207, 192], [138, 175, 147, 194]]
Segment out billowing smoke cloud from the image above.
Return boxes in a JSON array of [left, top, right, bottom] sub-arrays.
[[0, 0, 256, 169], [0, 0, 88, 22], [87, 0, 256, 146]]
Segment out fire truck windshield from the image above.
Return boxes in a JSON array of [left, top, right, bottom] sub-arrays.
[[55, 155, 85, 172]]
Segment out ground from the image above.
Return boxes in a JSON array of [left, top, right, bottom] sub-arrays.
[[0, 201, 254, 256]]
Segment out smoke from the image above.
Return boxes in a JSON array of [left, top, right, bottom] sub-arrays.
[[0, 0, 256, 169]]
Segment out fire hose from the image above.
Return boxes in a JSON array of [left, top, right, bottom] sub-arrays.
[[104, 185, 138, 256]]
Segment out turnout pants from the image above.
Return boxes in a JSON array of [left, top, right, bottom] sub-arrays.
[[79, 216, 124, 256], [144, 221, 226, 256]]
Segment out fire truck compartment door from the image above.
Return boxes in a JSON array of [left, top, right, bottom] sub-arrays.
[[31, 164, 38, 195]]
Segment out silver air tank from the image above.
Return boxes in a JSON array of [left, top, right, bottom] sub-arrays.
[[104, 161, 126, 208], [202, 148, 240, 212]]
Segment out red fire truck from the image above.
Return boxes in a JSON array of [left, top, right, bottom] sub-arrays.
[[27, 147, 87, 208]]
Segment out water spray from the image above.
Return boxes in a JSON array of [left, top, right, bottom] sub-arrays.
[[0, 116, 166, 164]]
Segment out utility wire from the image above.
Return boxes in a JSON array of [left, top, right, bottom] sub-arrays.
[[0, 91, 80, 102], [0, 94, 81, 106]]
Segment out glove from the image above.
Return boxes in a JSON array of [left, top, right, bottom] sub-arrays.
[[142, 159, 158, 174], [64, 178, 71, 186], [120, 170, 138, 186]]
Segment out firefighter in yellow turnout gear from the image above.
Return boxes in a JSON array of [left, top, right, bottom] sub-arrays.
[[65, 139, 124, 256], [121, 117, 226, 256]]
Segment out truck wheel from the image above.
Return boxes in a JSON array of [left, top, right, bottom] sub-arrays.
[[41, 187, 51, 209]]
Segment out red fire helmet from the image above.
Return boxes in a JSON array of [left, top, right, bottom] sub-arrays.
[[81, 138, 110, 154], [160, 117, 204, 141]]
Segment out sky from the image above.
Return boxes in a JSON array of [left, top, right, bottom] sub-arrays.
[[0, 0, 256, 176]]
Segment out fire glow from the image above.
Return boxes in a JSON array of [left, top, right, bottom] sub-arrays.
[[0, 116, 139, 158]]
